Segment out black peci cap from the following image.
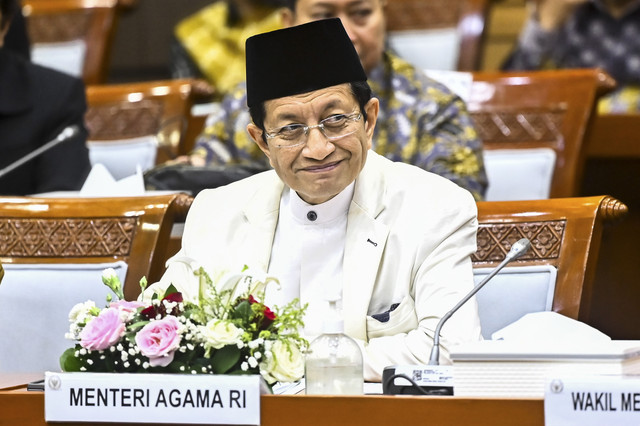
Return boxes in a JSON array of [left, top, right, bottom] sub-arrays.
[[245, 18, 367, 108]]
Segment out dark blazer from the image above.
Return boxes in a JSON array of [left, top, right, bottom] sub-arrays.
[[0, 48, 91, 195]]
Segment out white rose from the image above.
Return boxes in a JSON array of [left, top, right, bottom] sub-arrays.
[[261, 340, 304, 383], [198, 320, 243, 351]]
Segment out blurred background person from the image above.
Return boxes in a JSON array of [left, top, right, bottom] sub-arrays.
[[0, 0, 90, 195], [502, 0, 640, 113], [3, 0, 27, 59], [175, 0, 487, 200], [170, 0, 287, 100]]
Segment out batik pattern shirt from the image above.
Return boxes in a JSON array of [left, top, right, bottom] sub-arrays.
[[192, 51, 487, 200], [502, 0, 640, 113]]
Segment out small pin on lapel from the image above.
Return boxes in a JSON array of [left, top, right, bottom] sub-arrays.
[[367, 238, 378, 247]]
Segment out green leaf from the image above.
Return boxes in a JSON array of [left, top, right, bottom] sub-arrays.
[[165, 283, 179, 297], [232, 300, 252, 322], [210, 345, 241, 374], [60, 347, 83, 372]]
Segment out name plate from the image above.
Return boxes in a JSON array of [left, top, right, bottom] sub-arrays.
[[44, 372, 267, 425], [545, 375, 640, 426]]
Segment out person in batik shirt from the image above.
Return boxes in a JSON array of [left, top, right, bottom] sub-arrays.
[[503, 0, 640, 113], [180, 0, 487, 200]]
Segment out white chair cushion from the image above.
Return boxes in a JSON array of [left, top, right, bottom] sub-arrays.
[[473, 265, 558, 340], [387, 28, 460, 71], [0, 262, 128, 373], [31, 40, 86, 78], [483, 148, 557, 201], [88, 135, 158, 181]]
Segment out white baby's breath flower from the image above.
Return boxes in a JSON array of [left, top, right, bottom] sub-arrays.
[[254, 351, 262, 360], [248, 338, 264, 349], [241, 362, 249, 371], [248, 357, 258, 368]]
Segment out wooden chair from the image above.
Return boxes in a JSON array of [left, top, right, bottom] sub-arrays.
[[472, 195, 628, 338], [84, 78, 212, 179], [0, 193, 191, 299], [0, 193, 191, 372], [21, 0, 132, 84], [384, 0, 491, 71], [468, 68, 616, 200], [586, 113, 640, 158]]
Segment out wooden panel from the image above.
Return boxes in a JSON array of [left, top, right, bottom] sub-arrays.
[[0, 387, 544, 426]]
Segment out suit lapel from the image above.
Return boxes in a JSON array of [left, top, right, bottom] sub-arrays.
[[342, 151, 390, 340], [242, 173, 284, 273], [343, 204, 389, 340]]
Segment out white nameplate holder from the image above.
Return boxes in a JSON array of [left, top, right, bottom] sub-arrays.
[[545, 375, 640, 425], [44, 372, 268, 425]]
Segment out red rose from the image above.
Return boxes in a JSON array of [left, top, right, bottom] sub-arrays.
[[260, 305, 276, 330], [141, 292, 183, 319]]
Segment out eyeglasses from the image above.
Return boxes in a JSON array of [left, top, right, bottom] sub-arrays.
[[264, 112, 362, 148]]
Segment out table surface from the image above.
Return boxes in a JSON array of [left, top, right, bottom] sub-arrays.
[[0, 375, 544, 426]]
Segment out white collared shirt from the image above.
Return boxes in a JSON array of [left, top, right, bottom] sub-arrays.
[[266, 182, 355, 339]]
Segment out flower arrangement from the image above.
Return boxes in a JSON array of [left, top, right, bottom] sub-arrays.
[[61, 265, 308, 385]]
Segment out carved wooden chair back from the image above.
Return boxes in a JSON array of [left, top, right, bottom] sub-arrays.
[[22, 0, 126, 85], [0, 193, 192, 372], [473, 195, 627, 335], [384, 0, 490, 71], [0, 193, 192, 300], [84, 79, 206, 178], [469, 68, 616, 200]]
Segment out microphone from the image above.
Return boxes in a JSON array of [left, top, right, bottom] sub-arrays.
[[428, 237, 531, 365], [382, 238, 532, 395], [0, 125, 80, 180]]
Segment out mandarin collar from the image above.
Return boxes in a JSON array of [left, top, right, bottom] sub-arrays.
[[289, 182, 355, 225]]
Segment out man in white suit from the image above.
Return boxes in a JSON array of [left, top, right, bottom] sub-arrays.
[[154, 18, 482, 382]]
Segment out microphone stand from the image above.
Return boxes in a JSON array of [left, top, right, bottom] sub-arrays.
[[0, 126, 79, 180], [428, 238, 532, 365]]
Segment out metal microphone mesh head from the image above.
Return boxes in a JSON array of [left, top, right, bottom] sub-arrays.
[[60, 125, 79, 140], [507, 238, 531, 260]]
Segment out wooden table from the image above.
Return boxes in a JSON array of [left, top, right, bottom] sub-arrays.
[[0, 376, 544, 426]]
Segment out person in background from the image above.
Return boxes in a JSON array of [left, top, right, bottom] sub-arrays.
[[503, 0, 640, 113], [3, 0, 28, 59], [0, 0, 91, 195], [170, 0, 286, 99], [147, 19, 482, 382], [179, 0, 487, 201]]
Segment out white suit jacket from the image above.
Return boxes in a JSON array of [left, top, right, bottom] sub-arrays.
[[157, 151, 482, 381]]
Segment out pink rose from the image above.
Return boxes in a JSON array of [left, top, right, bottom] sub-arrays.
[[135, 316, 182, 367], [79, 308, 125, 351], [110, 300, 145, 314]]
